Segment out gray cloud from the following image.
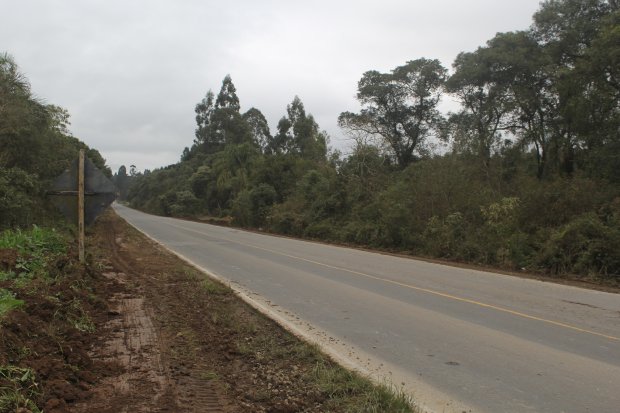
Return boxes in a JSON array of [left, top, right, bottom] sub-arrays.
[[3, 0, 542, 172]]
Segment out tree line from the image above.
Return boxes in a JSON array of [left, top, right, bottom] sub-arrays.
[[0, 53, 110, 230], [126, 0, 620, 282]]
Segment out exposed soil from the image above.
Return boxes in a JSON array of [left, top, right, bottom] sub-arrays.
[[67, 210, 390, 412], [0, 247, 123, 413], [1, 209, 413, 413]]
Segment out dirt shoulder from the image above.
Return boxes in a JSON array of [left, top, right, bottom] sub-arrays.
[[71, 210, 414, 412]]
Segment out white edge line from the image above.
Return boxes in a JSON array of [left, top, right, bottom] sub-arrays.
[[118, 211, 471, 413]]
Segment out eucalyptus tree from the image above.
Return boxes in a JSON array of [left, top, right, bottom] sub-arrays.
[[194, 75, 252, 155], [242, 107, 272, 153], [194, 90, 215, 152], [338, 58, 447, 168], [270, 96, 327, 160]]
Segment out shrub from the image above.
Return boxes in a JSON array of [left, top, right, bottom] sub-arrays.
[[533, 212, 620, 278]]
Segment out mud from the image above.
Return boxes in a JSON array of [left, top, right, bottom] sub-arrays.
[[1, 209, 400, 412]]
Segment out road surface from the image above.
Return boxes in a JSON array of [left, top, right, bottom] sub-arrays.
[[113, 204, 620, 413]]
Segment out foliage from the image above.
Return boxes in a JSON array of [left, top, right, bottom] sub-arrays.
[[533, 212, 620, 277], [0, 226, 67, 281], [0, 52, 112, 230], [339, 58, 447, 168], [127, 1, 620, 282], [0, 289, 24, 318]]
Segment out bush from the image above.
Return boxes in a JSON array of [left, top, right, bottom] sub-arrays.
[[0, 168, 39, 230], [304, 220, 340, 240], [250, 184, 277, 227], [533, 212, 620, 278], [422, 213, 466, 259], [268, 201, 306, 236], [232, 190, 252, 227]]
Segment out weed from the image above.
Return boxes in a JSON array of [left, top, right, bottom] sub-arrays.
[[312, 361, 416, 413], [200, 278, 228, 295], [0, 226, 67, 282], [199, 371, 219, 381], [54, 298, 95, 333], [71, 313, 96, 333], [0, 365, 41, 413], [0, 289, 24, 318], [0, 270, 16, 281]]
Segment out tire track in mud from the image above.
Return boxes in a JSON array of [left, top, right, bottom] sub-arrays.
[[74, 218, 227, 412]]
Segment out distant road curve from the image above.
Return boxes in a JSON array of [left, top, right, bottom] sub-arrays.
[[114, 204, 620, 413]]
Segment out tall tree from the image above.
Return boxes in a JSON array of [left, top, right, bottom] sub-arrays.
[[194, 76, 251, 154], [445, 50, 513, 169], [483, 31, 565, 179], [339, 59, 447, 168], [215, 74, 240, 111], [242, 107, 272, 152], [114, 165, 129, 200], [210, 75, 251, 147], [531, 0, 620, 178], [0, 53, 46, 170], [270, 96, 327, 160], [194, 90, 215, 150]]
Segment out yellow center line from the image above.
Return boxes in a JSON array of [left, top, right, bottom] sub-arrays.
[[168, 221, 620, 342]]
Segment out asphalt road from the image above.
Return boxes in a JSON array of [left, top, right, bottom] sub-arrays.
[[113, 204, 620, 413]]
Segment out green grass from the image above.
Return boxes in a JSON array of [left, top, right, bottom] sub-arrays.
[[200, 277, 229, 295], [313, 361, 415, 412], [0, 226, 67, 282], [0, 289, 24, 318]]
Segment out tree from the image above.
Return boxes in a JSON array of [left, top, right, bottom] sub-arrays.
[[215, 74, 240, 111], [445, 50, 513, 169], [269, 96, 327, 160], [114, 165, 129, 200], [209, 75, 251, 148], [242, 107, 272, 152], [0, 53, 46, 171], [193, 76, 251, 154], [531, 0, 618, 177], [483, 31, 563, 179], [531, 1, 620, 179], [0, 53, 111, 227], [194, 90, 215, 150], [532, 0, 611, 65], [339, 59, 447, 168]]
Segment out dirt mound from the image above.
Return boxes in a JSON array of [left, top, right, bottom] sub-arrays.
[[0, 250, 124, 413]]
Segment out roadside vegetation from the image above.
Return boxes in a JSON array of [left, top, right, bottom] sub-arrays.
[[0, 50, 418, 411], [124, 0, 620, 285], [0, 51, 115, 412]]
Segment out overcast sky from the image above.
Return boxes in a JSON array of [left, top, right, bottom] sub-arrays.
[[3, 0, 542, 173]]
